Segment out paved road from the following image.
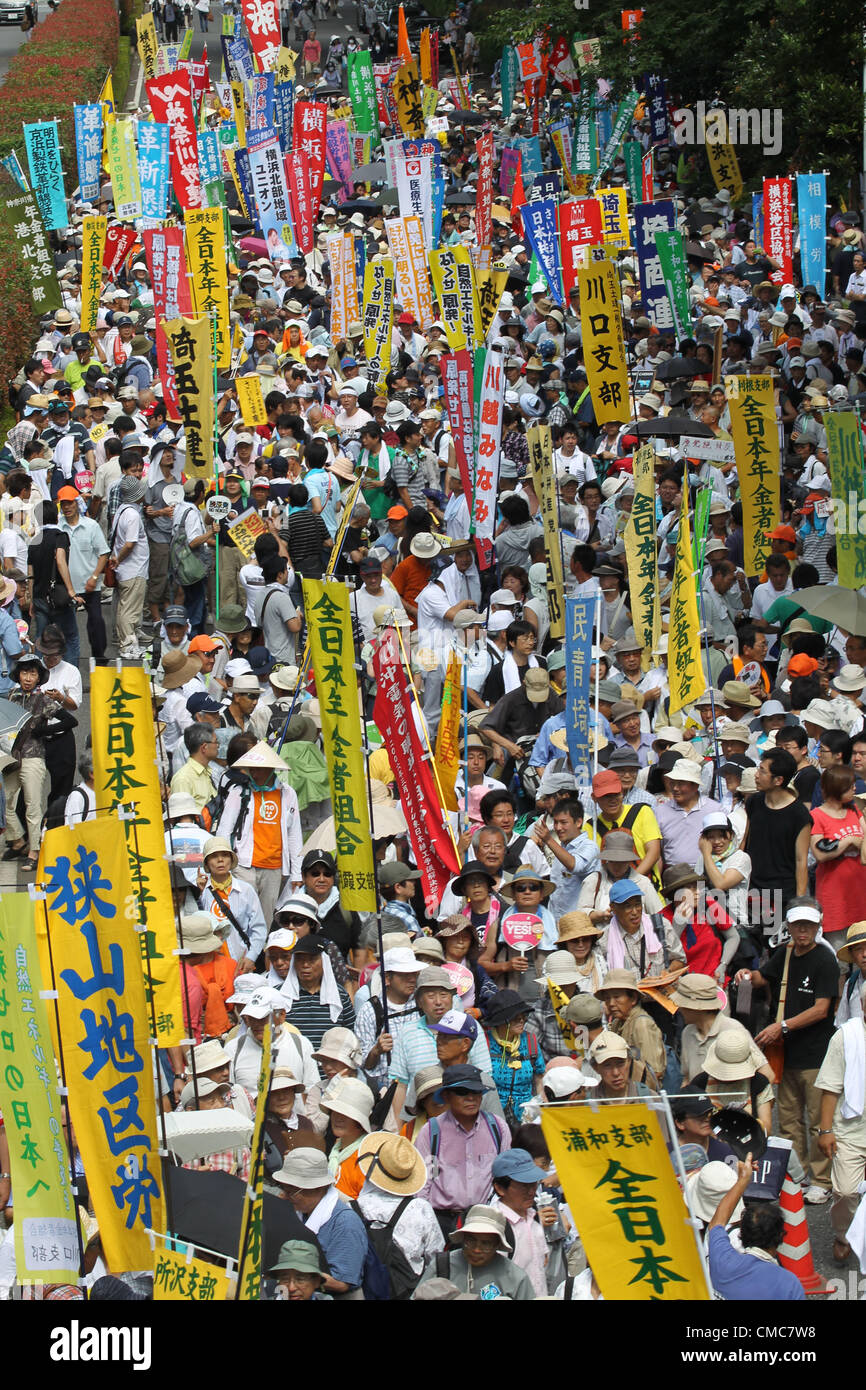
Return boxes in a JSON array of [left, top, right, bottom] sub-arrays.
[[0, 9, 34, 81]]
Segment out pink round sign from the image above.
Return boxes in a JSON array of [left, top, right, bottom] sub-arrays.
[[442, 961, 474, 996], [502, 913, 544, 953]]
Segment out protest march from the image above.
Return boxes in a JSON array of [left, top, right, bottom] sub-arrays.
[[1, 0, 866, 1333]]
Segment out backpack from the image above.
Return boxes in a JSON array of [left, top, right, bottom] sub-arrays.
[[350, 1196, 418, 1300], [170, 506, 207, 585], [46, 785, 88, 831]]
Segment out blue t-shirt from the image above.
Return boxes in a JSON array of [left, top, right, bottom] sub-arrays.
[[707, 1225, 805, 1300], [304, 468, 340, 538], [317, 1202, 368, 1288]]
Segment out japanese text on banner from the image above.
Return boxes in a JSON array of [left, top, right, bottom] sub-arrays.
[[668, 489, 706, 714], [726, 374, 780, 579], [527, 423, 565, 640], [565, 597, 594, 781], [362, 257, 394, 391], [89, 665, 185, 1046], [541, 1103, 710, 1300], [185, 207, 231, 371], [38, 820, 166, 1272], [827, 412, 866, 590], [302, 582, 377, 911], [577, 260, 629, 424], [80, 216, 108, 334], [623, 444, 660, 657], [162, 315, 216, 479]]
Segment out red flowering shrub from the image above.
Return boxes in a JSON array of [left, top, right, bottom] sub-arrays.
[[0, 169, 43, 402]]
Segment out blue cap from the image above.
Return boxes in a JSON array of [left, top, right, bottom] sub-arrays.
[[491, 1148, 542, 1184], [608, 878, 643, 905], [186, 692, 221, 715], [340, 357, 358, 369]]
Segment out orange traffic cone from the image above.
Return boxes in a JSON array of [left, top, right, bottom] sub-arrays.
[[777, 1173, 829, 1294]]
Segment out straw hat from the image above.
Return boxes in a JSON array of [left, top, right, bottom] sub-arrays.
[[161, 649, 203, 689], [705, 1030, 757, 1081], [498, 865, 555, 902], [357, 1133, 427, 1195], [231, 739, 287, 771], [556, 911, 603, 943], [404, 1063, 443, 1114], [836, 922, 866, 964]]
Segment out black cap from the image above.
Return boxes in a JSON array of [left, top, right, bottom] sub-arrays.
[[671, 1092, 714, 1121], [302, 849, 336, 874], [292, 935, 325, 955], [436, 1064, 488, 1095]]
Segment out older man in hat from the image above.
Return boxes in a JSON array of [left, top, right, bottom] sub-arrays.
[[415, 1066, 512, 1239], [110, 473, 150, 660], [216, 739, 304, 922], [389, 968, 494, 1123], [611, 628, 667, 713], [655, 757, 724, 869], [273, 1147, 369, 1298], [196, 834, 267, 972]]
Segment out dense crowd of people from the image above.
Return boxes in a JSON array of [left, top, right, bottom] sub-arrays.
[[1, 0, 865, 1306]]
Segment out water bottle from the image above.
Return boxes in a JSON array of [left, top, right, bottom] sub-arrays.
[[535, 1190, 565, 1244]]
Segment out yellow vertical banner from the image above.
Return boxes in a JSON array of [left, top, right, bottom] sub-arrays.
[[230, 84, 247, 146], [236, 374, 268, 427], [275, 46, 298, 82], [392, 60, 425, 137], [434, 651, 462, 812], [0, 894, 79, 1286], [136, 12, 159, 79], [237, 1018, 272, 1300], [624, 443, 660, 656], [99, 70, 115, 172], [577, 259, 629, 424], [302, 580, 377, 911], [475, 265, 508, 342], [107, 119, 142, 220], [385, 215, 434, 329], [527, 423, 565, 641], [668, 489, 706, 714], [185, 206, 230, 371], [89, 665, 185, 1046], [596, 187, 631, 247], [706, 141, 743, 204], [449, 45, 469, 108], [429, 245, 482, 351], [541, 1104, 710, 1300], [79, 215, 107, 334], [362, 256, 394, 392], [154, 1241, 231, 1300], [726, 374, 779, 579], [38, 820, 166, 1272], [162, 315, 215, 479]]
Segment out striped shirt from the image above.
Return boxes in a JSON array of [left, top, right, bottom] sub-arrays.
[[389, 1017, 492, 1086], [282, 508, 330, 578], [284, 984, 355, 1052]]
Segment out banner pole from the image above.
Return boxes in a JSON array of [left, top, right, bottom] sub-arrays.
[[33, 890, 88, 1282], [212, 308, 221, 622]]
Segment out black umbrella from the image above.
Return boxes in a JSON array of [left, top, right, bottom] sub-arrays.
[[333, 198, 387, 215], [163, 1164, 318, 1269], [350, 161, 387, 181], [445, 190, 476, 206], [315, 84, 344, 97], [654, 355, 706, 381], [685, 240, 714, 263], [446, 109, 488, 125], [634, 417, 714, 440], [320, 179, 343, 195]]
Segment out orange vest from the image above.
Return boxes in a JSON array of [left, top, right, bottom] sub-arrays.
[[193, 949, 238, 1038]]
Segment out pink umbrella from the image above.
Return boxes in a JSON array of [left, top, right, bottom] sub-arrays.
[[238, 235, 269, 258]]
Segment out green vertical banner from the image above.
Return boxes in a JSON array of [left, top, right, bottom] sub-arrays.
[[347, 50, 381, 139], [655, 228, 693, 340], [827, 412, 866, 589], [0, 894, 79, 1286], [692, 486, 714, 574], [573, 93, 597, 176], [623, 140, 642, 202], [501, 45, 520, 120], [178, 27, 193, 59], [594, 90, 639, 187]]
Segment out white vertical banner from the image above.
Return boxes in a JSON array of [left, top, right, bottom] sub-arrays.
[[472, 345, 505, 541], [395, 152, 432, 249], [385, 215, 433, 327]]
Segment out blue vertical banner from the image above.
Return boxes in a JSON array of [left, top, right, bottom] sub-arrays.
[[73, 104, 103, 202], [250, 72, 275, 131], [528, 171, 562, 203], [274, 79, 294, 155], [565, 596, 594, 783], [23, 120, 67, 231], [520, 198, 564, 306], [228, 36, 256, 84], [0, 149, 29, 192], [796, 172, 827, 294], [595, 98, 613, 152], [752, 191, 763, 249], [643, 73, 668, 145], [432, 175, 446, 248], [514, 135, 543, 186], [197, 128, 221, 188], [634, 200, 677, 330], [234, 147, 259, 233], [137, 121, 171, 220]]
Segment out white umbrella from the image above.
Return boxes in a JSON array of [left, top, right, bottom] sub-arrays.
[[164, 1109, 253, 1164]]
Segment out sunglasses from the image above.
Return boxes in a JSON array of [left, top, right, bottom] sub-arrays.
[[448, 1087, 478, 1097], [308, 868, 335, 877], [514, 882, 542, 893], [281, 915, 316, 927]]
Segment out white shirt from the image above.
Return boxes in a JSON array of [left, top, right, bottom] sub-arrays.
[[350, 579, 404, 641], [43, 658, 83, 710], [112, 504, 149, 580], [752, 577, 793, 621]]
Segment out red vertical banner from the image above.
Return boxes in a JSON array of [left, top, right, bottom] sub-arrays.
[[559, 198, 603, 300], [441, 349, 475, 503], [430, 30, 439, 86], [621, 9, 644, 37], [240, 0, 281, 72], [762, 177, 793, 287], [144, 227, 193, 423], [103, 224, 137, 278], [146, 72, 203, 210], [511, 153, 525, 236], [292, 101, 328, 226], [285, 151, 314, 255], [472, 348, 505, 542], [641, 147, 654, 201], [372, 630, 459, 913], [474, 131, 494, 252]]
